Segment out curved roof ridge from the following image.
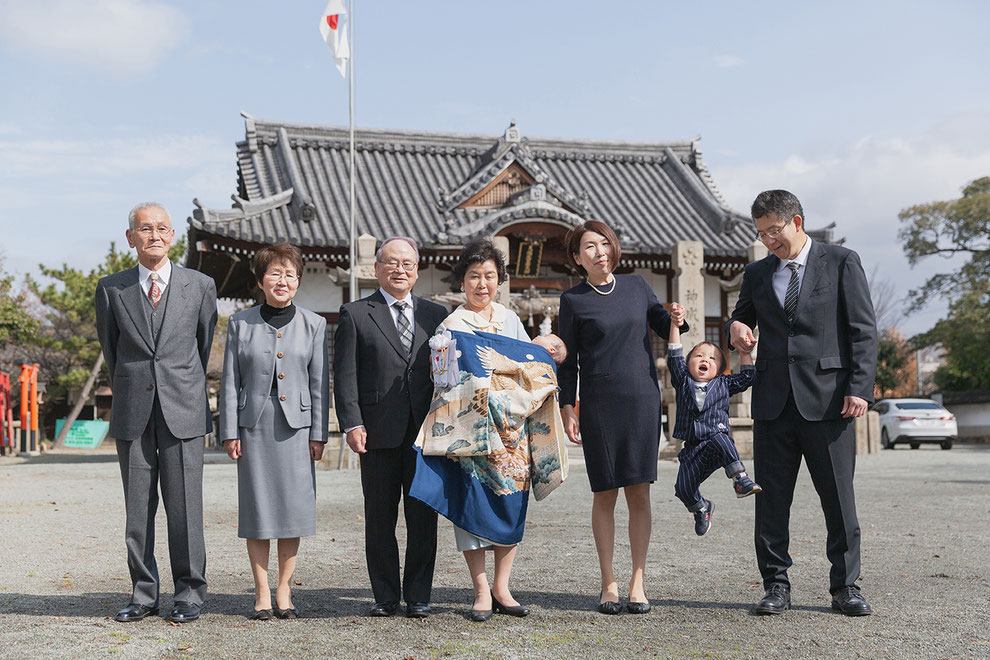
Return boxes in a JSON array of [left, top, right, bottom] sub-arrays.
[[240, 115, 700, 155]]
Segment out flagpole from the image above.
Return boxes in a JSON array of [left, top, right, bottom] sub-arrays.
[[347, 0, 357, 303]]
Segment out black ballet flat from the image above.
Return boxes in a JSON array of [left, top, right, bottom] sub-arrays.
[[273, 605, 299, 619], [469, 608, 493, 622], [491, 590, 530, 617], [626, 600, 651, 614], [250, 608, 273, 621], [598, 590, 622, 615]]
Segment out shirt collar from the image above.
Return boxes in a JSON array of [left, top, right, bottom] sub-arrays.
[[779, 235, 813, 272], [138, 259, 172, 286], [379, 287, 411, 308]]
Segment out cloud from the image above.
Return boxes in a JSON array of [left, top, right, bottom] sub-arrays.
[[0, 0, 188, 75], [714, 55, 743, 68], [714, 113, 990, 334], [0, 134, 228, 179], [0, 132, 233, 216]]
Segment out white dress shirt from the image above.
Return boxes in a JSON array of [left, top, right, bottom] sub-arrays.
[[138, 260, 172, 300], [379, 287, 415, 330], [772, 236, 812, 308]]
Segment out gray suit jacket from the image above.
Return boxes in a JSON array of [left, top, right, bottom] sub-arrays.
[[219, 305, 330, 444], [727, 240, 878, 421], [95, 264, 218, 440]]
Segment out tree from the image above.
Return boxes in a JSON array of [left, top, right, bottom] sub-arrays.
[[866, 265, 903, 332], [874, 329, 911, 399], [916, 286, 990, 392], [899, 177, 990, 391], [0, 256, 37, 347], [899, 176, 990, 310]]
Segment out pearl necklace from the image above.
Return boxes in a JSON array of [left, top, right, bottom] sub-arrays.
[[587, 277, 616, 296]]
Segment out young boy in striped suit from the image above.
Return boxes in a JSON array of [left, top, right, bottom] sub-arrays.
[[667, 304, 761, 535]]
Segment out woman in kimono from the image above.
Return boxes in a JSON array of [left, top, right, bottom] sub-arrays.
[[430, 238, 534, 622]]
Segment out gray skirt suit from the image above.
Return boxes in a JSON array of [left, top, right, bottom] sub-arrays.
[[219, 305, 330, 539]]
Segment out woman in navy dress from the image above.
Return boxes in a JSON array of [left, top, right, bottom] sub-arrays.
[[557, 220, 686, 615]]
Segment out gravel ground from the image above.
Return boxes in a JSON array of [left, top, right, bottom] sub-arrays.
[[0, 443, 988, 659]]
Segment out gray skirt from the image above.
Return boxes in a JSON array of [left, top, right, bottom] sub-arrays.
[[236, 395, 317, 539]]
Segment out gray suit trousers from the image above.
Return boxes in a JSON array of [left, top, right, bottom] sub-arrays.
[[116, 397, 207, 606]]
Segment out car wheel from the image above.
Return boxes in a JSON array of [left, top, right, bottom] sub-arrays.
[[941, 440, 953, 450], [910, 442, 920, 449], [881, 428, 892, 449]]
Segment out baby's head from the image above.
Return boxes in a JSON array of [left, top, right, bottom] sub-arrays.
[[532, 333, 567, 365], [686, 341, 725, 383]]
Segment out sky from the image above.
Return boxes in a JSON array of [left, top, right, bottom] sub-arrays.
[[1, 0, 989, 336]]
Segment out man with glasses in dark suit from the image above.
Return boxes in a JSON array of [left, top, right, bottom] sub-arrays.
[[333, 236, 448, 619], [728, 190, 878, 617]]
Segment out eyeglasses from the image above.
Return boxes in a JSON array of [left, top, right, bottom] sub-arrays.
[[264, 270, 298, 282], [755, 217, 793, 242], [135, 225, 172, 238], [377, 260, 418, 272]]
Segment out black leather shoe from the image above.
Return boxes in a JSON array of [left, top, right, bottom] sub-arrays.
[[831, 586, 872, 616], [755, 584, 790, 615], [597, 590, 622, 615], [169, 601, 201, 623], [469, 608, 493, 622], [113, 603, 159, 622], [406, 602, 430, 618], [250, 608, 273, 621], [491, 591, 529, 617], [626, 601, 651, 614], [273, 605, 299, 619], [367, 601, 399, 617]]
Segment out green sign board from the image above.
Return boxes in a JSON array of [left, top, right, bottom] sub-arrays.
[[55, 419, 110, 449]]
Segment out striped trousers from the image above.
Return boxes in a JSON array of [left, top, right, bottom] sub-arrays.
[[675, 433, 745, 511]]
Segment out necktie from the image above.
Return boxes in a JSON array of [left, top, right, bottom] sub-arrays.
[[148, 272, 162, 308], [393, 301, 413, 356], [783, 262, 800, 319]]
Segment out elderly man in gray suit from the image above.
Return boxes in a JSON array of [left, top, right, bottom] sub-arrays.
[[95, 202, 218, 623]]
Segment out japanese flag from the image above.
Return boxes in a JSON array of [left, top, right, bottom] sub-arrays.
[[319, 0, 349, 77]]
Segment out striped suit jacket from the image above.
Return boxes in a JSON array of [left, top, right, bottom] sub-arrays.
[[668, 345, 755, 442]]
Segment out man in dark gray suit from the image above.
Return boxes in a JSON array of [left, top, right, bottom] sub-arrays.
[[333, 236, 448, 619], [728, 190, 877, 617], [95, 202, 218, 623]]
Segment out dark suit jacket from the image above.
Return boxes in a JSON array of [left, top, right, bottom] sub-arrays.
[[333, 290, 448, 450], [95, 264, 218, 440], [668, 345, 756, 442], [727, 240, 877, 422]]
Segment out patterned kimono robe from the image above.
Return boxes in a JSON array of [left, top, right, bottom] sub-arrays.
[[409, 329, 568, 546]]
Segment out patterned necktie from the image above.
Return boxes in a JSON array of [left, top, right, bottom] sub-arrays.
[[148, 272, 162, 308], [783, 262, 800, 319], [393, 301, 413, 356]]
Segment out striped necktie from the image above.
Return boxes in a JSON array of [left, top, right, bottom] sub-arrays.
[[148, 272, 162, 308], [783, 262, 800, 319], [393, 301, 413, 356]]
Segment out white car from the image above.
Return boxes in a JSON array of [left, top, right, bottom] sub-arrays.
[[871, 398, 957, 450]]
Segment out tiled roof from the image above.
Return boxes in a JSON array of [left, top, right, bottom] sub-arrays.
[[188, 114, 756, 257]]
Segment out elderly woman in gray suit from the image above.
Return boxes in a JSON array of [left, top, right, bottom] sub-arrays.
[[219, 243, 330, 620]]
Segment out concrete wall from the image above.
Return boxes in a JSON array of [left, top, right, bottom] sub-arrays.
[[294, 262, 343, 313], [943, 402, 990, 442]]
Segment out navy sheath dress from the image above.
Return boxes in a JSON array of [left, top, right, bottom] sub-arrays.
[[557, 274, 681, 492]]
